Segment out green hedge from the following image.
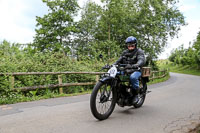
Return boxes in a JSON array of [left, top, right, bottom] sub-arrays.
[[0, 41, 108, 103]]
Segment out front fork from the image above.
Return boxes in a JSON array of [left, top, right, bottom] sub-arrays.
[[98, 77, 118, 103]]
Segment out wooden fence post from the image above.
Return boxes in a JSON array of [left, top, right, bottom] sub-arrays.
[[96, 75, 99, 83], [9, 76, 15, 89], [58, 75, 63, 94], [159, 71, 161, 78], [152, 72, 155, 80]]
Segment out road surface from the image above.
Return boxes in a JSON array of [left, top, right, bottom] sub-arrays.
[[0, 73, 200, 133]]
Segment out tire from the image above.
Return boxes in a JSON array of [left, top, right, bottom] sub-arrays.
[[133, 81, 147, 108], [90, 81, 117, 120]]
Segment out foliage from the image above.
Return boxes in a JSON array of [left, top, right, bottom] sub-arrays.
[[158, 59, 200, 76], [33, 0, 79, 52], [148, 72, 170, 85], [75, 0, 186, 61], [0, 40, 106, 104], [193, 31, 200, 68], [169, 31, 200, 69], [33, 0, 186, 63], [73, 1, 102, 59]]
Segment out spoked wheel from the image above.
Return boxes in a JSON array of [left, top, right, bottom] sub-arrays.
[[133, 81, 147, 108], [90, 81, 117, 120]]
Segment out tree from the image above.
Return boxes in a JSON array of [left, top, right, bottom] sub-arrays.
[[193, 31, 200, 68], [169, 42, 197, 68], [74, 1, 122, 59], [33, 0, 79, 53], [126, 0, 186, 59], [79, 0, 186, 61], [193, 31, 200, 51], [33, 0, 186, 62], [97, 0, 130, 43], [74, 1, 102, 59], [169, 49, 177, 62]]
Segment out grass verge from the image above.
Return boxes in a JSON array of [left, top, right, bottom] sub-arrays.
[[148, 73, 170, 85], [157, 60, 200, 76], [0, 90, 92, 105], [189, 124, 200, 133], [169, 65, 200, 76]]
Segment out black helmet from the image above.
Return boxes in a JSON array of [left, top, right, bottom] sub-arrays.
[[125, 36, 137, 46]]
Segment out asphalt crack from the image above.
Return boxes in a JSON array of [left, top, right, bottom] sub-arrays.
[[163, 112, 200, 133]]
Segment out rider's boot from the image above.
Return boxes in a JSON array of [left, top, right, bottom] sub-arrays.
[[132, 88, 140, 104]]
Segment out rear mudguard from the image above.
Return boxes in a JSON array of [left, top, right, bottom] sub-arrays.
[[141, 77, 150, 83]]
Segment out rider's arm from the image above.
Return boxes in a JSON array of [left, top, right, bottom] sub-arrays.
[[113, 50, 127, 65], [136, 49, 146, 67], [113, 57, 122, 65]]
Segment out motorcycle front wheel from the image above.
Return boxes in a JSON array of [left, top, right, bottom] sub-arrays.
[[90, 81, 117, 120]]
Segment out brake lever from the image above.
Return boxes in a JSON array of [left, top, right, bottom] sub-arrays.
[[101, 64, 110, 70]]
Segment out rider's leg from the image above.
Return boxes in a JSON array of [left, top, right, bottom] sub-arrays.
[[130, 71, 141, 90], [130, 71, 141, 104]]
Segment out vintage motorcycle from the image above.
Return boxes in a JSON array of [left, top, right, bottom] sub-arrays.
[[90, 63, 150, 120]]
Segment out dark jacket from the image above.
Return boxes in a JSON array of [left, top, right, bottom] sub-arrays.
[[114, 48, 146, 68]]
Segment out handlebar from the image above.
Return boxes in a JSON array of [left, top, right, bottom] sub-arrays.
[[101, 64, 140, 76], [102, 64, 125, 69], [102, 64, 140, 70], [102, 64, 111, 69]]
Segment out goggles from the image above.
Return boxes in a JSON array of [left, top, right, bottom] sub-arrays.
[[126, 43, 136, 47]]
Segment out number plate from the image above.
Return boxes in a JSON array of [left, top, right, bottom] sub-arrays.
[[107, 66, 117, 78]]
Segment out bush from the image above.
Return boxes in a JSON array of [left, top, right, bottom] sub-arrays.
[[0, 41, 107, 103]]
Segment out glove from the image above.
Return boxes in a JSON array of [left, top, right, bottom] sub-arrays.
[[132, 64, 139, 68], [125, 69, 133, 74], [125, 64, 132, 69]]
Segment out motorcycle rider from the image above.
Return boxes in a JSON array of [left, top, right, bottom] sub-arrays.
[[113, 36, 146, 104]]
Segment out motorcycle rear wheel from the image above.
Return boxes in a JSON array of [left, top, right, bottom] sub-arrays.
[[90, 81, 117, 120]]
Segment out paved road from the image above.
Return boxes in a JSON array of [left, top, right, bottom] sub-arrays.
[[0, 73, 200, 133]]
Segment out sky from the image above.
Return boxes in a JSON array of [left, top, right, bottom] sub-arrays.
[[0, 0, 200, 59], [160, 0, 200, 59]]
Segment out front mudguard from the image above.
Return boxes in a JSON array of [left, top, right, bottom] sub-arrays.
[[99, 76, 114, 84]]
